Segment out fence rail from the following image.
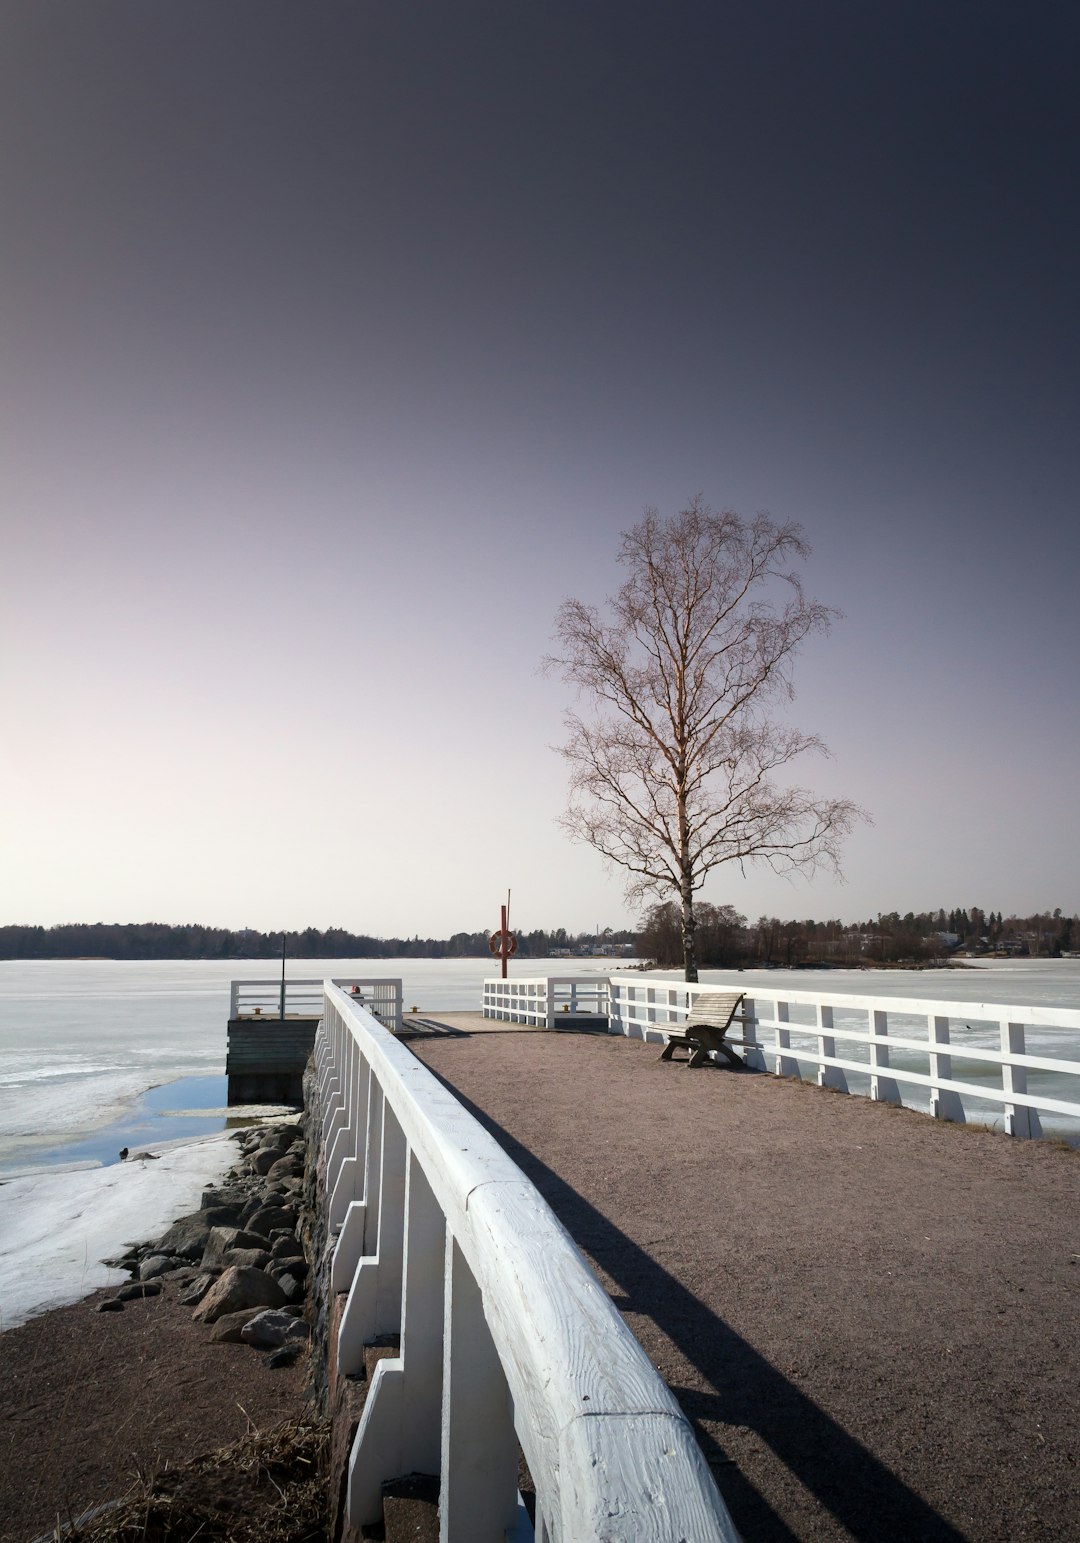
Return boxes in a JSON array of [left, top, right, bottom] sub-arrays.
[[317, 983, 734, 1542], [230, 977, 403, 1031], [607, 974, 1080, 1140], [483, 975, 609, 1027]]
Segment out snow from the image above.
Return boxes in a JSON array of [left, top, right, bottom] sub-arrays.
[[0, 1130, 235, 1331]]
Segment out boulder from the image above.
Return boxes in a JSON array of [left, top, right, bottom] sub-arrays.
[[199, 1185, 251, 1214], [202, 1227, 272, 1268], [277, 1273, 305, 1303], [222, 1248, 272, 1271], [250, 1148, 281, 1176], [268, 1256, 307, 1282], [267, 1344, 303, 1369], [95, 1298, 124, 1313], [192, 1266, 287, 1323], [116, 1281, 163, 1301], [247, 1206, 298, 1238], [209, 1308, 266, 1343], [139, 1254, 184, 1281], [271, 1234, 300, 1260], [266, 1155, 303, 1182], [240, 1309, 310, 1349], [178, 1273, 217, 1307]]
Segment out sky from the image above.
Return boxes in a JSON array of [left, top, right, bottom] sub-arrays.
[[2, 2, 1078, 938]]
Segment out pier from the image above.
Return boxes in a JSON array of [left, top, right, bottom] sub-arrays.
[[300, 978, 1080, 1538]]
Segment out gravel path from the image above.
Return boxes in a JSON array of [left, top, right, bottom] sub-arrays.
[[411, 1026, 1080, 1543]]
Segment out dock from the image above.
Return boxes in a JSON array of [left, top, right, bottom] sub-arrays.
[[405, 1023, 1079, 1541]]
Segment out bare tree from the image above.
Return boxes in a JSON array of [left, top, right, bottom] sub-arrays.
[[546, 499, 864, 981]]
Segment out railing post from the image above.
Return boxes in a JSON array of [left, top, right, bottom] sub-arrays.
[[817, 1003, 848, 1091], [337, 1097, 407, 1374], [440, 1234, 521, 1543], [347, 1153, 446, 1528], [776, 1000, 799, 1078], [930, 1015, 966, 1124], [869, 1008, 901, 1105], [740, 998, 767, 1072], [1002, 1021, 1041, 1139]]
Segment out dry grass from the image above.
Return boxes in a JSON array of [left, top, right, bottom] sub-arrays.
[[46, 1417, 329, 1543]]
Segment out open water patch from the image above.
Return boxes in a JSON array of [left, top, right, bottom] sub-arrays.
[[9, 1074, 285, 1172]]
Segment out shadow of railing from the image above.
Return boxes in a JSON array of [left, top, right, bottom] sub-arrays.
[[436, 1077, 968, 1543]]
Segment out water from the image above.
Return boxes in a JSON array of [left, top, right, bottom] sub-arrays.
[[0, 955, 613, 1176], [655, 957, 1080, 1142], [0, 953, 1076, 1328]]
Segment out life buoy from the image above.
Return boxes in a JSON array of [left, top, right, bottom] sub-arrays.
[[489, 930, 518, 957]]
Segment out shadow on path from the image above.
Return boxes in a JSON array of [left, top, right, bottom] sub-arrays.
[[437, 1076, 968, 1543]]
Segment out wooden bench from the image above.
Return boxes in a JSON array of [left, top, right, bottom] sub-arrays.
[[659, 990, 752, 1068]]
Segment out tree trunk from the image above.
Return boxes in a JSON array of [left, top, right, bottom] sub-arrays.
[[680, 878, 698, 983]]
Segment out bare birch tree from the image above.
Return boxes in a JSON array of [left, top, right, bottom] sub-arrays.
[[546, 499, 864, 981]]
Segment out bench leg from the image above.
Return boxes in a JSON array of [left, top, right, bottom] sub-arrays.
[[687, 1044, 709, 1068], [715, 1043, 744, 1070], [659, 1042, 676, 1062]]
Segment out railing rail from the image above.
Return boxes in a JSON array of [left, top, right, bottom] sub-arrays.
[[483, 975, 609, 1028], [607, 974, 1080, 1140], [317, 982, 734, 1542], [230, 977, 402, 1031]]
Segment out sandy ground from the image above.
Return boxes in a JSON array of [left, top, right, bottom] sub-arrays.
[[0, 1282, 306, 1543], [410, 1023, 1080, 1543]]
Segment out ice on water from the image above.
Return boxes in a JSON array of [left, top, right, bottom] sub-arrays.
[[0, 1131, 236, 1329]]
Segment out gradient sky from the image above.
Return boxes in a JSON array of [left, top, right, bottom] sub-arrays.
[[2, 2, 1078, 937]]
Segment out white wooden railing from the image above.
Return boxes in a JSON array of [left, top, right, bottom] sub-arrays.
[[316, 983, 734, 1542], [483, 976, 609, 1028], [231, 976, 402, 1030], [607, 975, 1080, 1141]]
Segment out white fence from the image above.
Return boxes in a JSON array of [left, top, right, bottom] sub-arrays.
[[230, 977, 402, 1031], [482, 975, 609, 1028], [607, 974, 1080, 1141], [317, 983, 734, 1542]]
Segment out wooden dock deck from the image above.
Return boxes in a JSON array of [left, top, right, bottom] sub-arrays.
[[408, 1023, 1080, 1543]]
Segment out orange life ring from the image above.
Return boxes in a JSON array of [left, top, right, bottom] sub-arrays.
[[489, 930, 518, 957]]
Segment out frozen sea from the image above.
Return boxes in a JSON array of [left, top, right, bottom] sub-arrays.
[[0, 955, 611, 1326], [1, 954, 1076, 1329]]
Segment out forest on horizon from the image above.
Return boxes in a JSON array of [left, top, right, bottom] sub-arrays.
[[0, 906, 1076, 964]]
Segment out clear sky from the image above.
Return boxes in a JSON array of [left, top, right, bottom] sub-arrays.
[[2, 2, 1078, 938]]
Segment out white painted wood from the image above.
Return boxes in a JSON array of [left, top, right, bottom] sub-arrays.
[[775, 999, 800, 1078], [440, 1234, 520, 1543], [930, 1015, 966, 1124], [1003, 1021, 1041, 1139], [867, 1008, 900, 1105], [817, 1003, 848, 1091], [320, 983, 736, 1541], [330, 1200, 367, 1293]]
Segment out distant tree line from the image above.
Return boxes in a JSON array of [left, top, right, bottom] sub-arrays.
[[1, 908, 1075, 965], [638, 903, 1080, 969], [0, 921, 637, 961]]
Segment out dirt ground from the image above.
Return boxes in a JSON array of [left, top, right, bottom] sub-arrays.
[[410, 1025, 1080, 1543], [0, 1284, 306, 1543]]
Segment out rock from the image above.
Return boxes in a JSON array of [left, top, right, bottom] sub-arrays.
[[268, 1256, 307, 1282], [209, 1308, 266, 1343], [247, 1206, 298, 1237], [95, 1298, 124, 1313], [240, 1309, 310, 1349], [250, 1148, 280, 1175], [222, 1248, 272, 1271], [116, 1281, 163, 1301], [267, 1344, 303, 1368], [271, 1234, 300, 1259], [200, 1186, 250, 1212], [139, 1254, 183, 1281], [266, 1155, 303, 1182], [178, 1273, 217, 1307], [201, 1227, 273, 1268], [192, 1266, 287, 1323], [154, 1213, 214, 1260], [277, 1273, 305, 1303]]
